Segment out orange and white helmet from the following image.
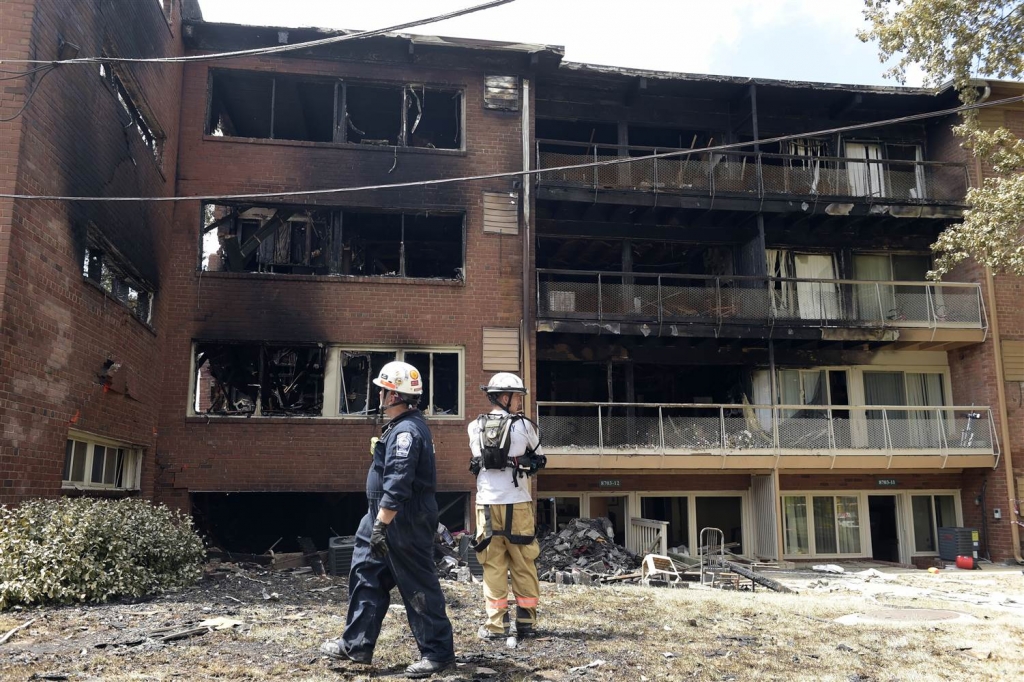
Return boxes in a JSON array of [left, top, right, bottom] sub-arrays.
[[373, 361, 424, 396]]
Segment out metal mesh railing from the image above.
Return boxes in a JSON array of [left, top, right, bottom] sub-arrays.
[[537, 270, 986, 331], [536, 140, 970, 204], [537, 402, 998, 457]]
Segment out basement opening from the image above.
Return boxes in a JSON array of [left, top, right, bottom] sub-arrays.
[[194, 342, 325, 416], [191, 491, 470, 554]]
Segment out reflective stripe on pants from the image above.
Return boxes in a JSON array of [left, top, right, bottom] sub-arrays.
[[476, 502, 540, 634]]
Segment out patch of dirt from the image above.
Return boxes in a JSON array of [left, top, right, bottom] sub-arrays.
[[1, 564, 1022, 681]]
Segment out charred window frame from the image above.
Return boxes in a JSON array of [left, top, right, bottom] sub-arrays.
[[200, 204, 333, 275], [192, 342, 326, 417], [206, 69, 463, 150], [82, 241, 155, 326], [200, 203, 465, 281], [339, 210, 464, 279], [332, 347, 463, 418], [99, 62, 165, 164]]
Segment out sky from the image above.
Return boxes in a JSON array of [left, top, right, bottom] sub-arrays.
[[195, 0, 923, 88]]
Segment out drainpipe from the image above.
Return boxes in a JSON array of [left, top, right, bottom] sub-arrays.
[[968, 83, 1022, 561], [521, 77, 533, 416], [984, 265, 1023, 563]]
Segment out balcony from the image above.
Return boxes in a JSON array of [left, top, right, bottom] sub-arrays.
[[536, 140, 970, 208], [537, 270, 987, 346], [536, 402, 999, 470]]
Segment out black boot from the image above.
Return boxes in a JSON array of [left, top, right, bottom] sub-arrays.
[[319, 640, 372, 664], [405, 657, 455, 679]]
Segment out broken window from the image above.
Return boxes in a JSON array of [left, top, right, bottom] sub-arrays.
[[341, 211, 463, 279], [405, 86, 461, 149], [201, 204, 463, 280], [206, 71, 334, 142], [207, 70, 464, 149], [339, 351, 397, 415], [337, 348, 461, 417], [101, 62, 164, 163], [344, 84, 404, 146], [201, 204, 333, 275], [193, 343, 325, 416], [82, 244, 155, 325], [64, 434, 141, 490]]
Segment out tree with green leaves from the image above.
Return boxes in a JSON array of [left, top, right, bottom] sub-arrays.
[[859, 0, 1024, 277]]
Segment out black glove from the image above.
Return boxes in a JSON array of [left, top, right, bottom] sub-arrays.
[[370, 518, 389, 558], [469, 457, 482, 476]]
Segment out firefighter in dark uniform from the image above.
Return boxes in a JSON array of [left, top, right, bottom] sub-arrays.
[[320, 361, 455, 679]]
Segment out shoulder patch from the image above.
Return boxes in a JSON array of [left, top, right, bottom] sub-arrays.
[[395, 431, 414, 458]]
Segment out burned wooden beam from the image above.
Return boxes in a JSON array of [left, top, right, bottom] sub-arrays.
[[222, 208, 297, 271]]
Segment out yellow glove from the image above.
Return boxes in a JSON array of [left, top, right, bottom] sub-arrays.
[[369, 436, 379, 457]]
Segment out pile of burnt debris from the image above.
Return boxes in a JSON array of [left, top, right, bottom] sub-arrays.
[[434, 525, 483, 583], [537, 518, 642, 585]]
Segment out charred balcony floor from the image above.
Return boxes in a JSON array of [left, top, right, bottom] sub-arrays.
[[535, 141, 968, 218]]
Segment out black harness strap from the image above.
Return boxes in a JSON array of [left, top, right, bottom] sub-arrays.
[[472, 504, 536, 553]]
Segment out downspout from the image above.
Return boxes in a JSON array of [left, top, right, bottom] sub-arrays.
[[521, 77, 533, 416], [984, 265, 1022, 563], [968, 82, 1022, 560]]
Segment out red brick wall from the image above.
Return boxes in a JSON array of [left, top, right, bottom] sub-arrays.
[[0, 0, 184, 503], [929, 97, 1024, 561], [154, 54, 529, 511]]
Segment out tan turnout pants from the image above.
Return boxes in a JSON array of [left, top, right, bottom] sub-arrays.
[[475, 502, 540, 634]]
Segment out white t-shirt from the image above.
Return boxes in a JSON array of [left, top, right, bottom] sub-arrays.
[[468, 409, 544, 505]]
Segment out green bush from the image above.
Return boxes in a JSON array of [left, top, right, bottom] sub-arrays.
[[0, 497, 205, 610]]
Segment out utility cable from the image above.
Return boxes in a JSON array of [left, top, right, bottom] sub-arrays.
[[0, 0, 517, 67], [0, 65, 58, 122], [2, 93, 1022, 202]]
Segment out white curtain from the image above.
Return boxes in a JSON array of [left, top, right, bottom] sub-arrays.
[[794, 254, 840, 321], [853, 254, 893, 322], [845, 142, 883, 196], [790, 139, 824, 193], [751, 370, 773, 430], [907, 373, 944, 447], [767, 249, 795, 317]]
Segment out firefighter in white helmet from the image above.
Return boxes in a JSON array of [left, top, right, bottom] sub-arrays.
[[468, 372, 546, 644], [321, 361, 455, 678]]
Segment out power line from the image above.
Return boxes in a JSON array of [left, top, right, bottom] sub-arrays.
[[0, 0, 517, 67], [2, 93, 1021, 203], [0, 66, 58, 123]]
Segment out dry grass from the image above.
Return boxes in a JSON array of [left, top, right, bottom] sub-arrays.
[[0, 567, 1021, 681]]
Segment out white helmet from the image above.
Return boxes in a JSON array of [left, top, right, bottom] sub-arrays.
[[373, 361, 423, 396], [482, 372, 527, 395]]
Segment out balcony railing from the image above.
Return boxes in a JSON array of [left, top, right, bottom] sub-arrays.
[[537, 270, 987, 331], [536, 140, 970, 205], [537, 402, 998, 459]]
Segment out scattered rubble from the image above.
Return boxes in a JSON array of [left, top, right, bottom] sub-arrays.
[[537, 518, 642, 585]]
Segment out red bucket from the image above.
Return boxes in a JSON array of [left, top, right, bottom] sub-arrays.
[[955, 555, 975, 570]]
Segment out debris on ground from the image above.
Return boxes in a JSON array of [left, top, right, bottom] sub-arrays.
[[537, 518, 642, 584]]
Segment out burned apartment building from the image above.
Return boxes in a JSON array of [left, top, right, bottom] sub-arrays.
[[1, 1, 1021, 563], [530, 68, 1022, 566], [0, 0, 198, 501], [152, 18, 560, 552]]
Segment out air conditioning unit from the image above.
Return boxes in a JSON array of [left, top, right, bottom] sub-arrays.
[[548, 290, 576, 313], [328, 536, 356, 576]]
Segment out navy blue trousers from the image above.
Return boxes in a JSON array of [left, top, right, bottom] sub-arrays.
[[341, 502, 455, 663]]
